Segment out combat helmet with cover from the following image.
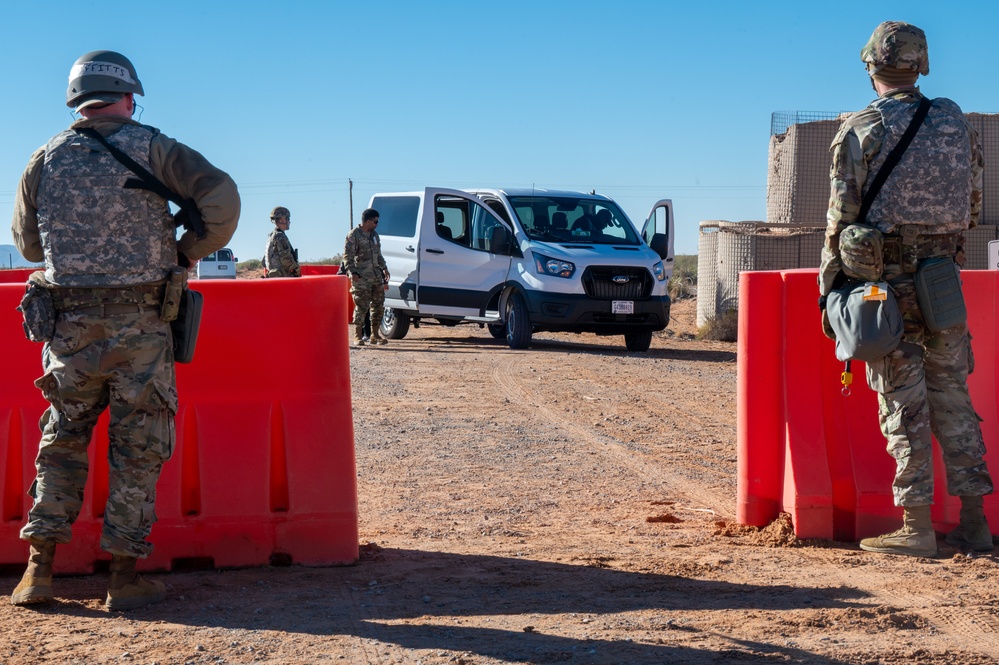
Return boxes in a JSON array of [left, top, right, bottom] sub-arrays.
[[861, 21, 929, 76], [270, 206, 291, 222], [66, 50, 144, 111]]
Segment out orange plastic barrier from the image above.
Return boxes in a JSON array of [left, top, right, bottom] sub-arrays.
[[738, 269, 999, 541], [300, 264, 340, 276], [0, 270, 358, 572], [299, 265, 358, 324]]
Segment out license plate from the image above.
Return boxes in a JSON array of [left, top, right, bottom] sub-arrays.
[[219, 265, 229, 270], [612, 300, 634, 314]]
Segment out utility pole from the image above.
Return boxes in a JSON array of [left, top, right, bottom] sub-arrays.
[[348, 178, 354, 229]]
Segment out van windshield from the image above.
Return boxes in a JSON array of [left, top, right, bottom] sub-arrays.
[[507, 196, 641, 245]]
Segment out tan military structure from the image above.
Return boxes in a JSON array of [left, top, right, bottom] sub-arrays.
[[696, 111, 999, 327]]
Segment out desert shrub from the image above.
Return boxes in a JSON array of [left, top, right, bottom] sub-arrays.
[[696, 308, 738, 342], [305, 255, 343, 266], [238, 258, 262, 270], [667, 254, 698, 300], [672, 254, 697, 282]]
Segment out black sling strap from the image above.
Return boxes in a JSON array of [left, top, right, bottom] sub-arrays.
[[856, 95, 933, 225], [76, 126, 207, 239]]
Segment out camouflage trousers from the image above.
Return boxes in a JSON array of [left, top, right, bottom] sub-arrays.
[[20, 306, 178, 558], [865, 265, 993, 506], [351, 277, 385, 339]]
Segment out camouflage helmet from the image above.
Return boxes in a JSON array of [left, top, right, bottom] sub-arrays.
[[66, 50, 144, 109], [270, 206, 291, 222], [860, 21, 929, 76]]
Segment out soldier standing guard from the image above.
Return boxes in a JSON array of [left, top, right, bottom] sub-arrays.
[[343, 208, 389, 346], [9, 50, 240, 608], [818, 23, 993, 557], [263, 205, 301, 278]]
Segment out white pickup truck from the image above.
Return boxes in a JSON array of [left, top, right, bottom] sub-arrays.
[[370, 187, 673, 352]]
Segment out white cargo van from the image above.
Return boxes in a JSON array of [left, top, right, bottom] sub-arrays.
[[196, 247, 237, 280], [370, 188, 673, 352]]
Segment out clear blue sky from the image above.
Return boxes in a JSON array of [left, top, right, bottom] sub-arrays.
[[3, 1, 998, 262]]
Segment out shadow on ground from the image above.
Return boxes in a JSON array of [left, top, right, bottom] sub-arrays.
[[7, 547, 865, 664]]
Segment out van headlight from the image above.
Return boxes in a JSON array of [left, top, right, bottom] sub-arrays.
[[534, 253, 575, 278], [653, 261, 666, 281]]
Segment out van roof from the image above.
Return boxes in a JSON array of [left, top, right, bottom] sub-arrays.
[[470, 187, 613, 202], [370, 187, 615, 202]]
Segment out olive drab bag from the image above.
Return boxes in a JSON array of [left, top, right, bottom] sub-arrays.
[[915, 256, 966, 332]]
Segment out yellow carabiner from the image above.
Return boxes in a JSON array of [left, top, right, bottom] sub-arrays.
[[840, 361, 853, 397]]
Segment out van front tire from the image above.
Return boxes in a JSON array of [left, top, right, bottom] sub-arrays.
[[506, 294, 532, 350], [381, 308, 411, 340], [624, 330, 653, 352]]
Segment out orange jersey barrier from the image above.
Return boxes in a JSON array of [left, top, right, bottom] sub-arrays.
[[738, 268, 998, 541], [299, 265, 356, 323], [0, 270, 357, 572]]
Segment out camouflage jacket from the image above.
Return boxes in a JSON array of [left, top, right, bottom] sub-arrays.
[[12, 116, 241, 279], [265, 229, 300, 278], [818, 88, 983, 295], [343, 226, 387, 282]]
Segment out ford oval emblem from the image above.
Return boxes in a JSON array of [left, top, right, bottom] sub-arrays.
[[612, 275, 630, 284]]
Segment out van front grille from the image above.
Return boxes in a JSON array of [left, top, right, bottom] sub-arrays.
[[581, 266, 652, 300]]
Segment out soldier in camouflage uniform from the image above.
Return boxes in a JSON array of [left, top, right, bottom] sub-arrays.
[[263, 206, 301, 278], [818, 23, 993, 557], [9, 51, 240, 608], [343, 208, 389, 346]]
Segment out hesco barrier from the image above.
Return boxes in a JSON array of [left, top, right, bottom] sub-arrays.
[[738, 268, 999, 541], [0, 269, 358, 573]]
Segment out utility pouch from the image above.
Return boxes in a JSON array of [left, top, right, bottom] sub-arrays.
[[160, 266, 187, 322], [915, 257, 966, 332], [839, 224, 885, 282], [17, 271, 56, 343], [171, 288, 204, 364], [826, 281, 903, 362]]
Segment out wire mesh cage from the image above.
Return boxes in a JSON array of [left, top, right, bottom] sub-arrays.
[[694, 110, 999, 330], [967, 113, 999, 225]]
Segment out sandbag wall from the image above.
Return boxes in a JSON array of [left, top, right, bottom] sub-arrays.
[[0, 270, 358, 573], [737, 268, 999, 541]]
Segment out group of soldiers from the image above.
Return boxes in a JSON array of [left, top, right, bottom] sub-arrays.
[[263, 205, 389, 346]]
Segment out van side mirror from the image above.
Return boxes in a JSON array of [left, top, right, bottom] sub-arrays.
[[490, 226, 512, 255], [649, 233, 669, 261]]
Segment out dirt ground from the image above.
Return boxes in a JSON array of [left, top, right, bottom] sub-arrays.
[[4, 297, 999, 664]]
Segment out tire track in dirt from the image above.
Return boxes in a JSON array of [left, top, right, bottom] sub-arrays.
[[816, 561, 999, 658], [488, 354, 734, 517], [488, 347, 999, 660]]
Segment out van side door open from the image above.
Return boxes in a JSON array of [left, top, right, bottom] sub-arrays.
[[417, 188, 515, 319]]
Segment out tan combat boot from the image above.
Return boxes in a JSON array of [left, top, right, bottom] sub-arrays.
[[945, 495, 994, 552], [105, 554, 166, 611], [369, 331, 388, 345], [352, 323, 366, 347], [10, 538, 56, 606], [859, 505, 937, 558]]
